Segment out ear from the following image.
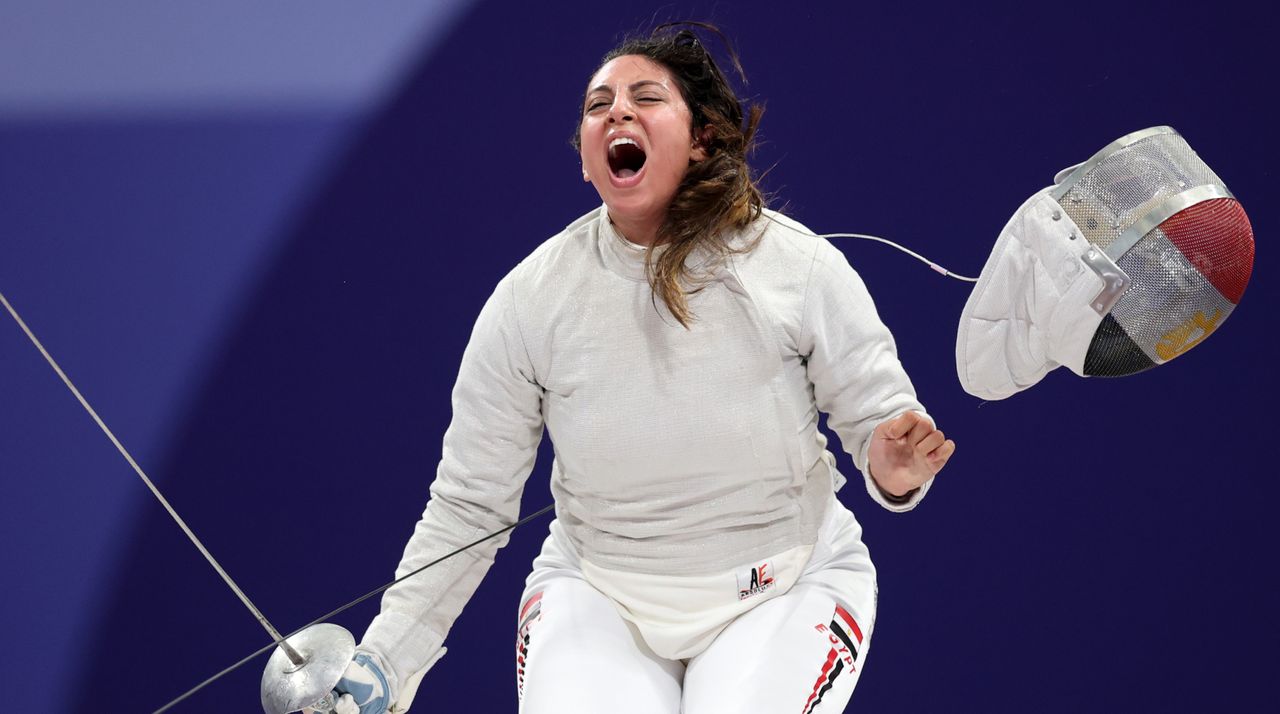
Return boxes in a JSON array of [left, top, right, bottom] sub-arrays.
[[691, 124, 714, 161]]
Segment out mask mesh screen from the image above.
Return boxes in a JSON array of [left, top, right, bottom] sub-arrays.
[[1083, 315, 1155, 377], [1084, 198, 1254, 376], [1059, 133, 1226, 252], [1159, 197, 1254, 303]]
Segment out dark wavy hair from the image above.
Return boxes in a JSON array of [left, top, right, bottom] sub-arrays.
[[572, 22, 767, 329]]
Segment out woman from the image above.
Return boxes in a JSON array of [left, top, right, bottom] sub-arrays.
[[327, 23, 954, 714]]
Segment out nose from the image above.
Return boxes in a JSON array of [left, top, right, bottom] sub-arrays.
[[606, 97, 634, 123]]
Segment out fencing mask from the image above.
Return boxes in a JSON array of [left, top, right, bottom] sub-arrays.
[[956, 126, 1254, 400]]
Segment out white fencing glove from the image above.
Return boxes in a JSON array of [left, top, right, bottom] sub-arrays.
[[325, 652, 392, 714], [307, 646, 444, 713]]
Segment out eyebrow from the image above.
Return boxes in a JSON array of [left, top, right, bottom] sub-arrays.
[[586, 79, 667, 96]]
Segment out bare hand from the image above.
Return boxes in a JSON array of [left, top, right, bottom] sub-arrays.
[[867, 411, 955, 498]]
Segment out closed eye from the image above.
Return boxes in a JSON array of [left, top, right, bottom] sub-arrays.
[[586, 96, 663, 113]]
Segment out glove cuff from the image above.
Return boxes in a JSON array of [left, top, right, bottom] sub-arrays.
[[389, 647, 447, 713], [351, 649, 399, 708]]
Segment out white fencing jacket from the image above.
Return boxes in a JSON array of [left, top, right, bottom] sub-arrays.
[[360, 205, 932, 700]]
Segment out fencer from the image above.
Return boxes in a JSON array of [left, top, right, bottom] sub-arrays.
[[322, 23, 955, 714]]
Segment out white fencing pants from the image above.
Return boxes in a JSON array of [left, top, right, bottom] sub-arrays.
[[515, 498, 877, 713]]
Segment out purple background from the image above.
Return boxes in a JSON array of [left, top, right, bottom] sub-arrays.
[[1, 1, 1275, 711]]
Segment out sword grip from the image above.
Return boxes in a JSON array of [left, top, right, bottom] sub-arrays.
[[304, 692, 337, 713]]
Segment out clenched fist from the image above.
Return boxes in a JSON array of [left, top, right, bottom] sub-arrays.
[[867, 411, 955, 500]]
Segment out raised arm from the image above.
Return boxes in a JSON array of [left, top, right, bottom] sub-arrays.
[[799, 239, 950, 512]]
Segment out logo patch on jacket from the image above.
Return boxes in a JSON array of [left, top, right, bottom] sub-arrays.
[[736, 561, 776, 600]]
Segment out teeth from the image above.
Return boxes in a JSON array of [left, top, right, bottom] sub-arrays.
[[609, 137, 639, 155]]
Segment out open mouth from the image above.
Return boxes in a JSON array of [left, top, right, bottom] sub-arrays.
[[608, 138, 647, 179]]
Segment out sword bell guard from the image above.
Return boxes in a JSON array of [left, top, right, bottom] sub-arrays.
[[260, 623, 355, 714]]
